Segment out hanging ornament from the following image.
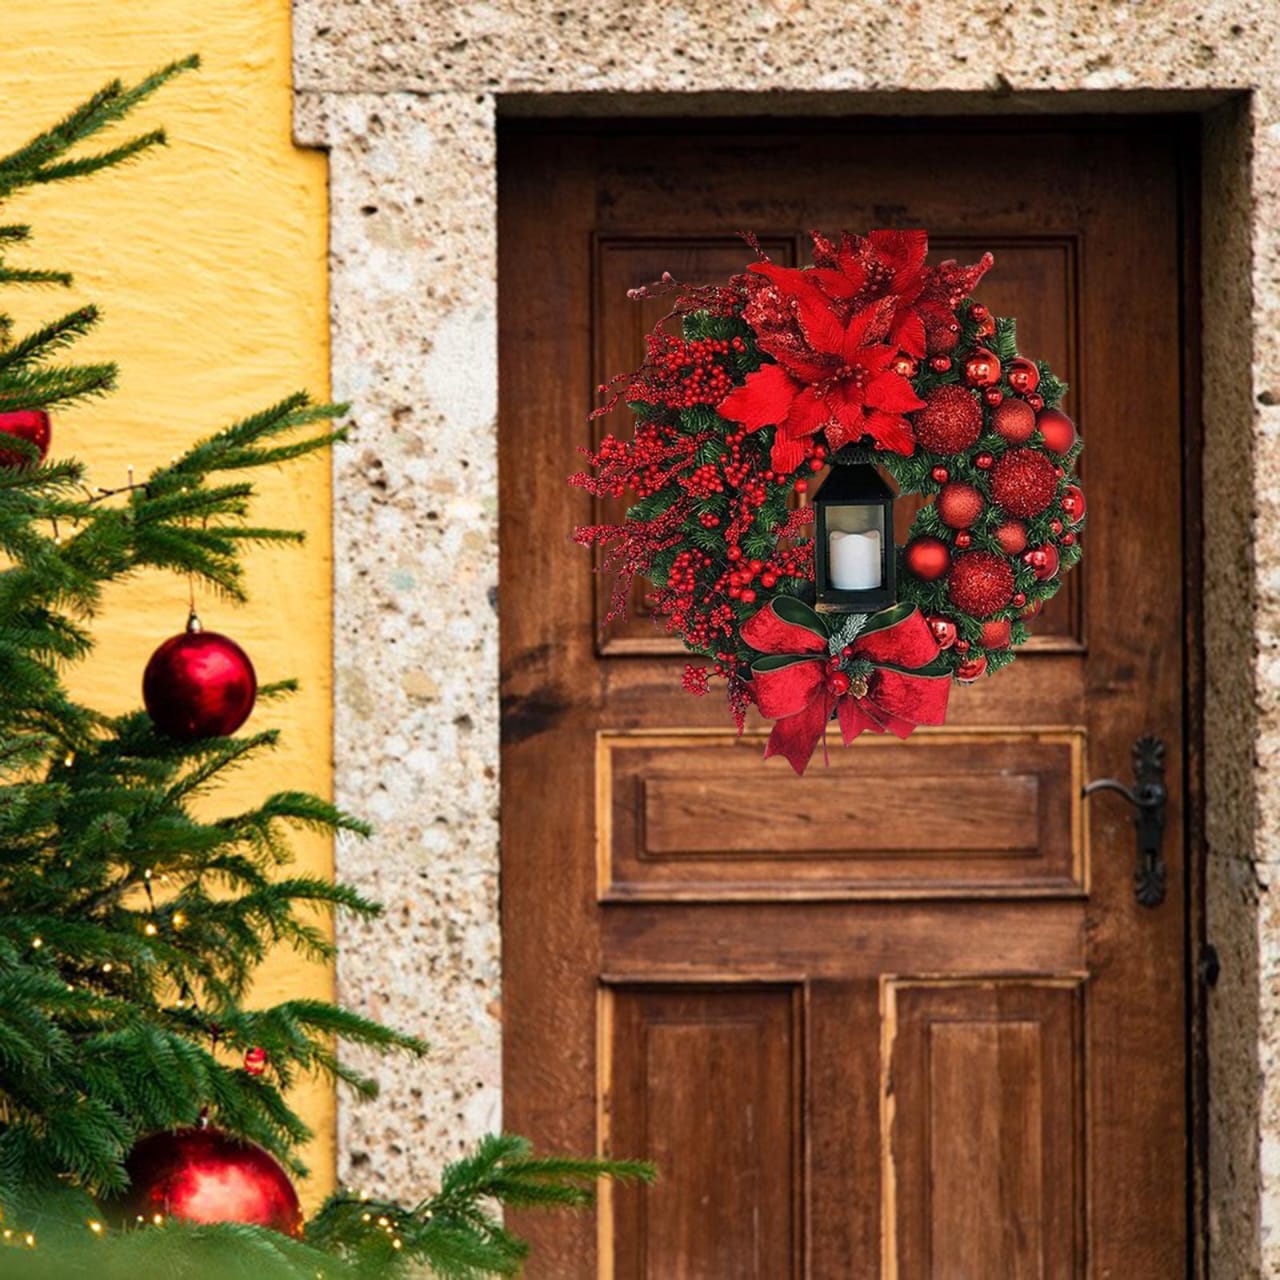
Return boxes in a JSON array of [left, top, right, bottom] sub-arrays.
[[991, 397, 1036, 444], [956, 654, 988, 683], [994, 519, 1028, 555], [143, 612, 257, 740], [1021, 597, 1044, 619], [243, 1047, 268, 1077], [925, 615, 958, 650], [937, 482, 984, 529], [983, 388, 1003, 407], [1036, 407, 1077, 455], [0, 408, 51, 468], [929, 355, 952, 373], [947, 551, 1015, 618], [1023, 544, 1061, 581], [913, 385, 982, 453], [979, 618, 1012, 649], [931, 465, 950, 484], [1005, 357, 1040, 395], [904, 536, 951, 581], [1060, 484, 1087, 523], [954, 531, 972, 548], [990, 448, 1058, 518], [105, 1126, 302, 1236], [963, 348, 1001, 388], [975, 452, 994, 470]]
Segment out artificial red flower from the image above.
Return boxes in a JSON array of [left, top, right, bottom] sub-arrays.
[[718, 285, 924, 470]]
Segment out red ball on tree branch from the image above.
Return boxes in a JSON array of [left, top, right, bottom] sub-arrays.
[[979, 618, 1012, 650], [904, 536, 951, 581], [947, 550, 1016, 618], [1006, 357, 1040, 395], [106, 1126, 302, 1237], [143, 614, 257, 740], [0, 409, 51, 468], [913, 385, 982, 454], [937, 481, 984, 529], [994, 519, 1028, 555], [964, 348, 1001, 388], [991, 397, 1036, 444], [956, 654, 989, 683], [990, 447, 1058, 518], [926, 615, 958, 650], [924, 313, 961, 355], [1023, 544, 1061, 581], [1061, 483, 1087, 524], [1036, 407, 1077, 455]]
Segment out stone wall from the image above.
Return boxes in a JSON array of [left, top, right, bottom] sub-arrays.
[[292, 3, 1280, 1270]]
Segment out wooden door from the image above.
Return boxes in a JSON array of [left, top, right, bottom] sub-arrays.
[[499, 120, 1193, 1278]]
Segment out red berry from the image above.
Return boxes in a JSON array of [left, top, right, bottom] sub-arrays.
[[794, 479, 808, 493], [809, 458, 824, 471], [740, 589, 757, 604], [1012, 592, 1026, 607], [761, 573, 778, 588], [727, 546, 743, 561], [970, 303, 990, 321], [828, 670, 851, 696]]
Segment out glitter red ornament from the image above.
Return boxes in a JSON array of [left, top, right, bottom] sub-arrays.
[[0, 409, 52, 467], [925, 615, 958, 650], [913, 385, 982, 454], [925, 314, 961, 355], [990, 448, 1058, 518], [963, 348, 1001, 388], [1023, 544, 1061, 581], [991, 397, 1036, 445], [1061, 484, 1087, 524], [956, 654, 988, 683], [143, 613, 257, 740], [979, 618, 1012, 650], [106, 1126, 302, 1237], [1036, 407, 1077, 455], [1005, 357, 1040, 395], [947, 550, 1016, 618], [937, 481, 984, 529], [904, 536, 951, 581], [994, 520, 1028, 554]]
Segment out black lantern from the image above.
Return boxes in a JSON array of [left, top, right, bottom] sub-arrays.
[[811, 463, 896, 614]]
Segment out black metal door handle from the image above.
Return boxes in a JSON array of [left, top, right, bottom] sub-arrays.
[[1082, 735, 1167, 907]]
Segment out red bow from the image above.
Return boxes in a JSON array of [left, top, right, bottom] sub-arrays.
[[742, 598, 952, 775]]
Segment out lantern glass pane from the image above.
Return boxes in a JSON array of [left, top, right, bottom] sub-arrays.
[[823, 503, 887, 593]]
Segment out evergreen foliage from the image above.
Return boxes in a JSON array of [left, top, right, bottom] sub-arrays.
[[0, 59, 650, 1277]]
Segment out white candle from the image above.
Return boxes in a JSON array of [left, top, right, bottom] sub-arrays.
[[829, 529, 882, 591]]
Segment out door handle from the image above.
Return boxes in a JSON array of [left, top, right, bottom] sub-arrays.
[[1082, 735, 1168, 907]]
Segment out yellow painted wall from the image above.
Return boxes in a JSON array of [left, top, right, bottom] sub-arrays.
[[1, 5, 336, 1205]]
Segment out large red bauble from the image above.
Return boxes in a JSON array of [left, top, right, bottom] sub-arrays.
[[913, 385, 982, 454], [936, 481, 984, 529], [107, 1127, 302, 1236], [964, 348, 1002, 387], [947, 550, 1016, 618], [1036, 407, 1078, 455], [1023, 544, 1061, 581], [0, 409, 51, 467], [904, 536, 951, 582], [956, 654, 989, 683], [994, 519, 1028, 555], [990, 447, 1058, 518], [979, 618, 1012, 650], [990, 397, 1036, 444], [143, 621, 257, 740], [1060, 483, 1087, 524]]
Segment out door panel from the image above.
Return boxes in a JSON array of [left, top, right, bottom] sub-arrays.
[[499, 120, 1190, 1277]]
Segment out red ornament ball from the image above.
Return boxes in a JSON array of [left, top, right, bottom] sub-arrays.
[[979, 618, 1012, 650], [929, 355, 952, 373], [956, 654, 988, 683], [1062, 531, 1077, 547], [827, 670, 851, 696], [947, 551, 1015, 618], [991, 397, 1036, 444], [1036, 407, 1077, 454], [1006, 357, 1040, 395], [937, 481, 984, 529], [1012, 592, 1026, 607], [1023, 543, 1061, 581], [913, 385, 982, 454], [994, 520, 1027, 554], [1060, 483, 1087, 524], [0, 409, 51, 468], [107, 1127, 302, 1237], [964, 348, 1002, 388], [925, 615, 958, 650], [1027, 394, 1045, 412], [1021, 597, 1044, 619], [975, 452, 994, 470], [954, 531, 972, 548], [969, 303, 989, 322], [955, 639, 971, 654], [143, 617, 257, 740], [990, 447, 1058, 518], [924, 314, 961, 355], [243, 1047, 268, 1077], [983, 388, 1004, 407], [931, 465, 950, 484], [904, 536, 951, 582]]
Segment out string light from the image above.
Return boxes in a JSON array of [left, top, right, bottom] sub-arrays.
[[30, 937, 42, 950], [172, 911, 188, 930], [87, 1220, 102, 1235], [144, 922, 158, 937]]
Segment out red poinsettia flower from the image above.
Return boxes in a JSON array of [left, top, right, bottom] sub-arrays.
[[718, 283, 924, 471]]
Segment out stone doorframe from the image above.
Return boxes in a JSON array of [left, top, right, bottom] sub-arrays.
[[291, 9, 1276, 1273]]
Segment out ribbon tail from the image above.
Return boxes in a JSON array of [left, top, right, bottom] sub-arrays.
[[763, 693, 832, 775]]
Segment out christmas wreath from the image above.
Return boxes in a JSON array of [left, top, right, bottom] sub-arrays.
[[571, 231, 1084, 774]]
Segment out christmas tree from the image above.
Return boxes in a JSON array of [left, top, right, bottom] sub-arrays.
[[0, 57, 649, 1279]]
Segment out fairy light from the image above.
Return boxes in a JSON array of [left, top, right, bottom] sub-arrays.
[[392, 1238, 403, 1250], [144, 922, 158, 937], [101, 962, 113, 973], [87, 1220, 103, 1235], [63, 752, 74, 767], [172, 911, 188, 930], [30, 937, 42, 950], [24, 1233, 34, 1248]]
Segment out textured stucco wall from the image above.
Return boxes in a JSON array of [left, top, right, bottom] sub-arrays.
[[0, 0, 336, 1209], [292, 1, 1280, 1271]]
